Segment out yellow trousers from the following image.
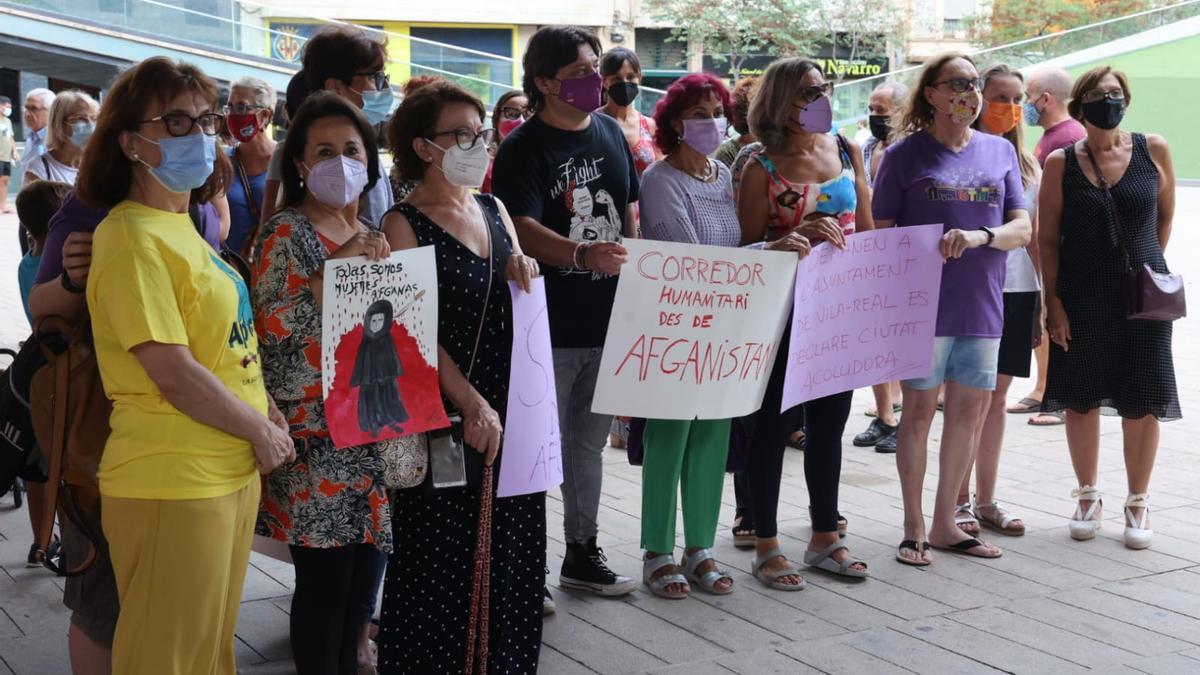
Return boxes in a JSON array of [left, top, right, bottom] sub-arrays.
[[102, 479, 260, 675]]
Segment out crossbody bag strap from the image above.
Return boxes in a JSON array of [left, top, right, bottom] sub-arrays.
[[1082, 142, 1133, 271], [464, 198, 495, 381], [234, 151, 264, 262]]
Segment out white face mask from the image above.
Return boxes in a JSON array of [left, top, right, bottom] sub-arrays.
[[426, 137, 490, 189]]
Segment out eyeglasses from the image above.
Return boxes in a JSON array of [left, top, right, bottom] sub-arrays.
[[64, 114, 96, 125], [1081, 88, 1125, 104], [499, 106, 531, 121], [356, 70, 391, 91], [24, 106, 47, 114], [932, 77, 983, 93], [140, 112, 225, 137], [429, 128, 495, 151], [797, 82, 834, 103], [224, 103, 268, 115]]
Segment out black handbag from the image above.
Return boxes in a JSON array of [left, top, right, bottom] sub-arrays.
[[1084, 142, 1186, 321]]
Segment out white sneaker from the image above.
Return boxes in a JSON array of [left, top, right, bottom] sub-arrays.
[[1124, 493, 1152, 550], [1069, 486, 1102, 541]]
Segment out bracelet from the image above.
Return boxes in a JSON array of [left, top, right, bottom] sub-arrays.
[[573, 242, 591, 271], [60, 270, 85, 294]]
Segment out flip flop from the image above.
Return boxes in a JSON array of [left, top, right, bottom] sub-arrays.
[[896, 540, 931, 567], [931, 537, 1002, 559], [1007, 397, 1042, 414], [1029, 411, 1066, 426], [804, 540, 868, 579]]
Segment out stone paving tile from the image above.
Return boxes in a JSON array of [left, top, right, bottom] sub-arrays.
[[2, 192, 1200, 674]]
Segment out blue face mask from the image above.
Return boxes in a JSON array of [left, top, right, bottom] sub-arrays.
[[70, 121, 94, 150], [359, 88, 395, 125], [1022, 99, 1042, 127], [136, 132, 216, 194]]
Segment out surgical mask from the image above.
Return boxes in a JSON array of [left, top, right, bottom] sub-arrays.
[[1082, 98, 1125, 130], [499, 117, 524, 138], [426, 138, 490, 189], [937, 90, 981, 125], [555, 71, 603, 113], [1022, 98, 1043, 127], [70, 121, 95, 149], [136, 132, 216, 194], [980, 101, 1021, 135], [607, 82, 640, 107], [797, 95, 833, 133], [868, 114, 891, 142], [226, 113, 261, 143], [2, 108, 9, 118], [304, 155, 369, 210], [680, 117, 726, 156], [359, 88, 396, 126]]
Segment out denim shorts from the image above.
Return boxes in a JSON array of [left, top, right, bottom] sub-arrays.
[[904, 336, 1001, 391]]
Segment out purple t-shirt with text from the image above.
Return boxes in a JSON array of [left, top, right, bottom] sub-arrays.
[[872, 130, 1027, 338]]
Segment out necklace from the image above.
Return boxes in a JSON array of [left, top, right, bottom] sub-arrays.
[[677, 157, 713, 182]]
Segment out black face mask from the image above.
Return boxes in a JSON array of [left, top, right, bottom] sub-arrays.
[[1081, 98, 1125, 130], [868, 114, 891, 142], [607, 81, 640, 107]]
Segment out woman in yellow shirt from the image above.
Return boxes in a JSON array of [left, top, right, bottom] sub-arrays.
[[76, 57, 295, 675]]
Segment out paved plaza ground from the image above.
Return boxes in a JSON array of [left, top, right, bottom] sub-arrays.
[[1, 188, 1198, 674]]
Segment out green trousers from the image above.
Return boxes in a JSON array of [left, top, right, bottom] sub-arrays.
[[640, 418, 731, 553]]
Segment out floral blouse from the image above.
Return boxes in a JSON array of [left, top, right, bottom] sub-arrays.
[[251, 207, 392, 551]]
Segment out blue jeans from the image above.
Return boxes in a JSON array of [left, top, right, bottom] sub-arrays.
[[905, 336, 1001, 391], [554, 347, 614, 544]]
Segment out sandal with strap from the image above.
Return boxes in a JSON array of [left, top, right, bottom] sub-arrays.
[[1007, 397, 1042, 414], [803, 540, 869, 579], [1069, 485, 1103, 541], [974, 499, 1026, 536], [752, 548, 806, 591], [732, 515, 756, 549], [955, 499, 981, 536], [931, 537, 1002, 559], [896, 540, 931, 567], [1124, 493, 1152, 550], [681, 549, 733, 595], [807, 506, 849, 538], [642, 553, 690, 599]]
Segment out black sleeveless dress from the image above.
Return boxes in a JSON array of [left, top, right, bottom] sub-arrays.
[[1043, 133, 1180, 421], [378, 195, 545, 674]]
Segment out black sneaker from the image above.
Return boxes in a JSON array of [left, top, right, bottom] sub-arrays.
[[875, 433, 898, 454], [542, 586, 556, 615], [853, 418, 898, 447], [560, 538, 636, 596]]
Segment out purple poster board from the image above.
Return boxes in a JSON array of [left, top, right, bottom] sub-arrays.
[[498, 278, 563, 498], [782, 224, 945, 410]]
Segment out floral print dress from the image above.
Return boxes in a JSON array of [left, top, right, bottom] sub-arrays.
[[251, 207, 392, 552]]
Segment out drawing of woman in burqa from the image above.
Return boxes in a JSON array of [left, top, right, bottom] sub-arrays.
[[352, 299, 409, 436]]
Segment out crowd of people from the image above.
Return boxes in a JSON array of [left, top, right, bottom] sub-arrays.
[[5, 20, 1179, 675]]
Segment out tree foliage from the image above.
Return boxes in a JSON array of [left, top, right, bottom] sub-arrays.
[[967, 0, 1153, 54]]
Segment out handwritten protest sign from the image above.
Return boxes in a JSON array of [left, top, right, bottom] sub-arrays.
[[322, 247, 449, 449], [498, 279, 563, 498], [781, 224, 944, 411], [592, 239, 797, 420]]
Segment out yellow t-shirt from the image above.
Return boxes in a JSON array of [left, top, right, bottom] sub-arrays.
[[87, 200, 266, 500]]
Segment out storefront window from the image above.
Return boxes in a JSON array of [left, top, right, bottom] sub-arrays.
[[409, 27, 514, 107]]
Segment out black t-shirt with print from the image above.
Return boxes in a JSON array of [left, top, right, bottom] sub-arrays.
[[492, 112, 640, 349]]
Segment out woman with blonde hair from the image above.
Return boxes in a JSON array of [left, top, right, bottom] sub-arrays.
[[872, 53, 1031, 566], [23, 90, 99, 185], [954, 63, 1042, 539]]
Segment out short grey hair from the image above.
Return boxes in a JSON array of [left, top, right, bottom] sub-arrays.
[[24, 88, 55, 109], [872, 80, 909, 106], [230, 76, 277, 112]]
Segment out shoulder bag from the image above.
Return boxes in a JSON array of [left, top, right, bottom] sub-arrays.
[[1083, 141, 1186, 321]]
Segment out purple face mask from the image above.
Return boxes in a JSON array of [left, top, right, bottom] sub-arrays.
[[680, 117, 727, 156], [304, 155, 368, 210], [556, 71, 603, 113], [796, 95, 833, 133]]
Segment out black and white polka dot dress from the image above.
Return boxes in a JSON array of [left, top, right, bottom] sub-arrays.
[[378, 195, 546, 674], [1043, 133, 1181, 421]]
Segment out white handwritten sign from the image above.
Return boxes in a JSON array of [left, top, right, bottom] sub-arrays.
[[591, 239, 796, 420]]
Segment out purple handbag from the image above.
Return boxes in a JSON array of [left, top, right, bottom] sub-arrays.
[[1084, 143, 1186, 321], [626, 417, 750, 473]]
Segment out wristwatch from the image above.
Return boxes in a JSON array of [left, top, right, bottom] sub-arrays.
[[980, 226, 996, 248], [60, 270, 85, 294]]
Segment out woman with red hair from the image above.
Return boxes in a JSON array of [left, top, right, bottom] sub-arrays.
[[636, 73, 810, 599]]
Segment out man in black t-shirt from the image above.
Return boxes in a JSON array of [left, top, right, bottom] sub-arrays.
[[493, 26, 639, 598]]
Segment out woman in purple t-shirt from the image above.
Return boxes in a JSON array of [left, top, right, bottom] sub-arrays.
[[872, 53, 1031, 566]]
